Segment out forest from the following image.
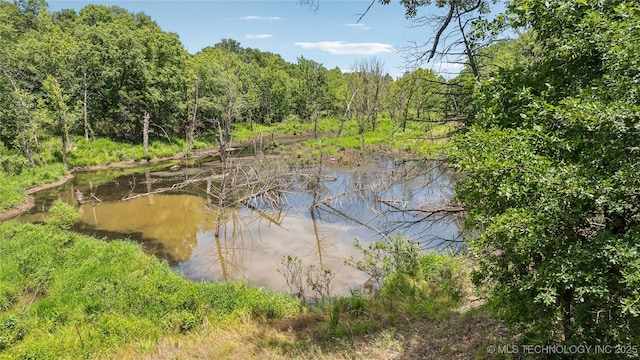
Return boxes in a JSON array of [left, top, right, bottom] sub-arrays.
[[0, 0, 451, 169], [1, 0, 639, 358]]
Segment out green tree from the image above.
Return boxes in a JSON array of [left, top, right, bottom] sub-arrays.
[[0, 0, 47, 165], [292, 56, 329, 138], [451, 0, 640, 346], [72, 6, 188, 143], [257, 55, 292, 124], [192, 45, 254, 161]]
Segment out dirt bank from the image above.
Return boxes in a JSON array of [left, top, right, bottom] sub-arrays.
[[0, 174, 75, 222]]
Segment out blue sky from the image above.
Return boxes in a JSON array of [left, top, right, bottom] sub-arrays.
[[47, 0, 466, 78]]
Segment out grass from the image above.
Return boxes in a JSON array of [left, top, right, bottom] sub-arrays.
[[114, 260, 505, 360], [0, 219, 506, 359], [233, 115, 457, 165], [0, 162, 67, 212], [0, 221, 300, 359], [0, 135, 209, 212], [67, 136, 208, 167]]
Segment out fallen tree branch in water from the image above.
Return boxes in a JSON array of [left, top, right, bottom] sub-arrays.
[[119, 173, 227, 201]]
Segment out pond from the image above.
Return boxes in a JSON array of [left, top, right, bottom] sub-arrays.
[[15, 150, 462, 296]]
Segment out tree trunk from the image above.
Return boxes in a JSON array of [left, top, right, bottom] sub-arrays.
[[56, 82, 69, 167], [143, 112, 150, 154], [560, 289, 574, 342], [313, 108, 319, 139], [30, 118, 43, 167], [1, 68, 43, 166], [60, 114, 68, 167], [456, 7, 480, 79], [339, 87, 359, 137], [189, 78, 200, 149], [21, 135, 34, 167], [83, 71, 90, 141]]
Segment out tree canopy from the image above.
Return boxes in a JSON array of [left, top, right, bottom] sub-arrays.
[[451, 0, 640, 346]]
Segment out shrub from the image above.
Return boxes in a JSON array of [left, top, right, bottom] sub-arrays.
[[44, 199, 79, 229], [0, 154, 30, 175]]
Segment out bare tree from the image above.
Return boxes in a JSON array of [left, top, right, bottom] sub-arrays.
[[349, 57, 387, 149], [300, 0, 504, 80]]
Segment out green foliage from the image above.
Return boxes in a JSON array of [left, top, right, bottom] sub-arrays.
[[345, 235, 421, 285], [0, 221, 299, 359], [417, 253, 464, 302], [0, 154, 30, 175], [451, 0, 640, 347], [0, 0, 454, 166], [341, 235, 470, 330], [66, 137, 195, 166], [44, 199, 78, 229], [0, 163, 67, 211], [277, 254, 335, 302]]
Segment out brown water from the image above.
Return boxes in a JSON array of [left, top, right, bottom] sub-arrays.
[[15, 155, 461, 296]]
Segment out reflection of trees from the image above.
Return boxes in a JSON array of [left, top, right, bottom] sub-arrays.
[[311, 157, 464, 252], [201, 155, 309, 281]]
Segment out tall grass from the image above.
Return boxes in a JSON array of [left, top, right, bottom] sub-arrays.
[[67, 137, 208, 167], [0, 162, 67, 212], [0, 222, 299, 359]]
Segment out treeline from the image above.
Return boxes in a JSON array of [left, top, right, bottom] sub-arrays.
[[451, 0, 640, 349], [0, 0, 452, 167]]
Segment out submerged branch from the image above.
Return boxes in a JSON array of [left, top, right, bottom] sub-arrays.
[[120, 173, 225, 201]]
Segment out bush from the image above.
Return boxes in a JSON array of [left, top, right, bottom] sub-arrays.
[[44, 199, 79, 229], [0, 154, 30, 175]]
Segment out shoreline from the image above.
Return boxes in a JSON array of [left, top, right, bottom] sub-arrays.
[[0, 174, 75, 222], [0, 151, 199, 222], [0, 139, 265, 222], [0, 134, 417, 222]]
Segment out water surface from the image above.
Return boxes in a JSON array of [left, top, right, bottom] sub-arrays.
[[16, 154, 461, 295]]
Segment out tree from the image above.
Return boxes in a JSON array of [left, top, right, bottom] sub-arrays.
[[292, 56, 329, 139], [349, 57, 387, 149], [257, 55, 292, 124], [192, 46, 254, 162], [301, 0, 504, 79], [450, 0, 640, 346], [71, 6, 188, 143], [0, 0, 47, 165]]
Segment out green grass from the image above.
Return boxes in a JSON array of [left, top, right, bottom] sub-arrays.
[[235, 115, 456, 160], [0, 221, 300, 359], [67, 137, 208, 167], [0, 163, 67, 212]]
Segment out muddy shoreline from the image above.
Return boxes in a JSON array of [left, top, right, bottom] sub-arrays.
[[0, 149, 216, 222], [0, 134, 414, 222], [0, 137, 294, 222]]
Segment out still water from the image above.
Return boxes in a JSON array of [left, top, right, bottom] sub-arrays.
[[16, 153, 461, 295]]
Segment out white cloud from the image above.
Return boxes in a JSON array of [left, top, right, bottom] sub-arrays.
[[345, 23, 371, 30], [246, 34, 273, 40], [294, 41, 395, 55], [240, 15, 282, 21]]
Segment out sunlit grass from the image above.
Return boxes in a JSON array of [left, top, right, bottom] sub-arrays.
[[0, 221, 300, 359], [0, 163, 67, 211], [67, 137, 208, 167]]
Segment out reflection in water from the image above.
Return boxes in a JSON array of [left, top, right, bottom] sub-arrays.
[[78, 194, 214, 263], [15, 156, 460, 295]]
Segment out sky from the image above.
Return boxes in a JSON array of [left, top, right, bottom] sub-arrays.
[[46, 0, 467, 79]]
